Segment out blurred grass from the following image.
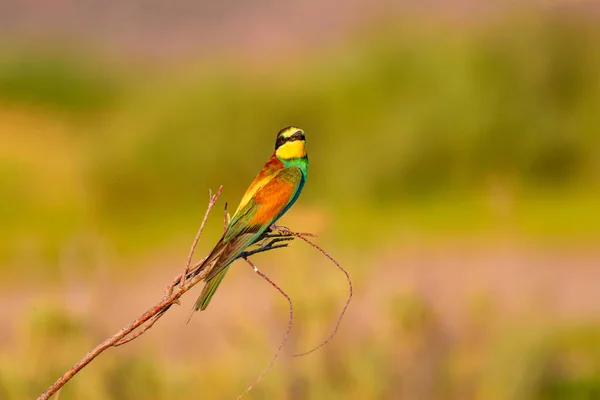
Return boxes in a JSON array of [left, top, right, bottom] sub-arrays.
[[2, 12, 600, 398], [0, 48, 125, 113], [2, 294, 599, 400], [2, 16, 599, 277]]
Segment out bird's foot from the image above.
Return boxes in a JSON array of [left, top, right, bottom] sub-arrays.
[[270, 224, 291, 234], [268, 224, 318, 239], [241, 236, 294, 258], [257, 224, 294, 242]]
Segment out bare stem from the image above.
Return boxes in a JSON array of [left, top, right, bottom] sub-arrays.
[[36, 265, 213, 400], [35, 187, 349, 400], [236, 257, 294, 400], [113, 313, 163, 346], [287, 232, 353, 358], [36, 187, 224, 400], [180, 186, 223, 288]]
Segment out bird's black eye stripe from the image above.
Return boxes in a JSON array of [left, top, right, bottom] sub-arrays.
[[276, 135, 286, 148], [276, 130, 304, 148], [289, 131, 304, 141]]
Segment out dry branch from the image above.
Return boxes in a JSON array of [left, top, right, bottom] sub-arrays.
[[36, 186, 352, 400], [285, 229, 353, 357], [235, 257, 294, 400], [36, 187, 224, 400]]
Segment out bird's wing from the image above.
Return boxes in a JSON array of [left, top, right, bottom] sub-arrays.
[[205, 166, 304, 281], [233, 155, 284, 215]]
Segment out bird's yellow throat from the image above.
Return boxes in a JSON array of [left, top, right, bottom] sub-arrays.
[[276, 140, 306, 160]]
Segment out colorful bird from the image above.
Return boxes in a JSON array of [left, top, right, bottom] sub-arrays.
[[189, 126, 308, 314]]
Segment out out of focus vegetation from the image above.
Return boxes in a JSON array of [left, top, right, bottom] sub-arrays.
[[2, 14, 599, 273], [1, 10, 600, 400], [2, 293, 600, 399]]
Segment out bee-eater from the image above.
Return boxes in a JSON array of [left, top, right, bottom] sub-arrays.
[[190, 126, 308, 313]]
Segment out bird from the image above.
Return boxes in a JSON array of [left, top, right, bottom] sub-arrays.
[[188, 126, 308, 316]]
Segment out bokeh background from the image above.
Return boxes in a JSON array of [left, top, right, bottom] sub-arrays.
[[1, 1, 600, 399]]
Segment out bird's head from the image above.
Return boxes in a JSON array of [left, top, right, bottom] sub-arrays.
[[275, 126, 306, 161]]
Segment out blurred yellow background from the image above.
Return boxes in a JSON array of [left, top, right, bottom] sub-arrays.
[[1, 1, 600, 399]]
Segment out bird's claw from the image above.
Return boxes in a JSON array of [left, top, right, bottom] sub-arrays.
[[270, 224, 290, 234], [241, 236, 294, 258], [259, 237, 293, 251]]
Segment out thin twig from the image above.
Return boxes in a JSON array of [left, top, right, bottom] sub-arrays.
[[37, 265, 213, 400], [236, 257, 293, 400], [113, 313, 162, 346], [36, 187, 347, 400], [180, 187, 223, 289], [165, 273, 183, 296], [286, 231, 353, 358], [36, 186, 224, 400]]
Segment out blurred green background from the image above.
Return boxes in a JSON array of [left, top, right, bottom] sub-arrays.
[[1, 2, 600, 399]]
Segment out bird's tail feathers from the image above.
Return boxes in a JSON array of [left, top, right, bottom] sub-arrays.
[[185, 239, 230, 323], [195, 265, 230, 311], [185, 238, 226, 281]]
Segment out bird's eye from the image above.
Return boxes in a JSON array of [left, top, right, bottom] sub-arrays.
[[291, 130, 304, 141], [276, 136, 286, 148]]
